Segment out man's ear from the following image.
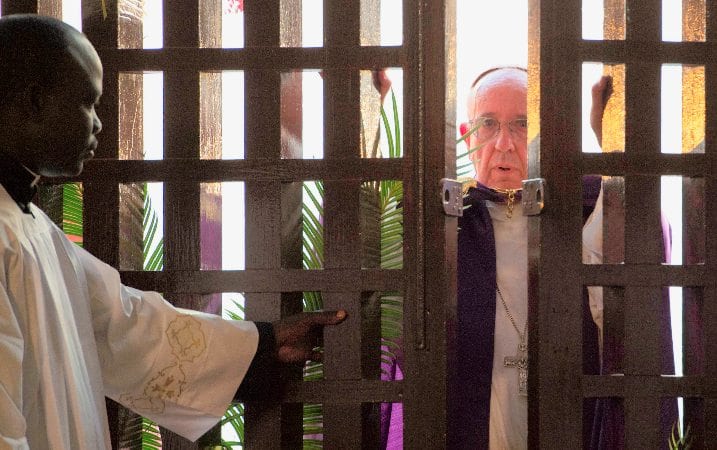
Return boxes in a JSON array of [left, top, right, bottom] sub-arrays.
[[459, 122, 469, 137], [19, 83, 48, 121], [459, 122, 472, 151], [29, 84, 46, 115]]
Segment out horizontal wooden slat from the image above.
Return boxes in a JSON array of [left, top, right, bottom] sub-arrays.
[[580, 40, 717, 65], [283, 379, 404, 403], [581, 152, 715, 176], [582, 375, 715, 398], [95, 46, 403, 71], [119, 268, 403, 293], [581, 264, 710, 286], [49, 158, 404, 183]]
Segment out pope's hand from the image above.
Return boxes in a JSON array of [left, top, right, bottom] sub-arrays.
[[591, 75, 613, 147], [272, 310, 347, 364]]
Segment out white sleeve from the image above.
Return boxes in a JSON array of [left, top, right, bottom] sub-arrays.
[[582, 186, 604, 348], [0, 237, 30, 449], [76, 247, 259, 442]]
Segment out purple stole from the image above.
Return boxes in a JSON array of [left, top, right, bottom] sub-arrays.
[[449, 179, 603, 448], [383, 177, 676, 449]]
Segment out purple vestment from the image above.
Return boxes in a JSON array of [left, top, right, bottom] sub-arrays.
[[382, 177, 677, 449]]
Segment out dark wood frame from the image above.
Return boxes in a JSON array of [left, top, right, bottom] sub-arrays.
[[531, 0, 717, 448], [2, 0, 457, 448]]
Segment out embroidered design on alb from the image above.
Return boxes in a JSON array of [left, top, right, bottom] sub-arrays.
[[119, 393, 165, 414], [145, 362, 188, 401], [120, 314, 207, 414], [167, 314, 207, 362]]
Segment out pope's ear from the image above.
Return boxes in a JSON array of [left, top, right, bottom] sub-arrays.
[[459, 122, 471, 148], [459, 122, 468, 136]]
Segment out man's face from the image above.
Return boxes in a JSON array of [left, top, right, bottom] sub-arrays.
[[30, 35, 103, 177], [466, 73, 527, 190]]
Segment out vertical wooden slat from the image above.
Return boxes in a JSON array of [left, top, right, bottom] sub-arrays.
[[322, 192, 362, 449], [117, 73, 145, 273], [163, 68, 201, 270], [624, 1, 663, 444], [623, 287, 662, 448], [601, 5, 628, 409], [604, 0, 626, 40], [159, 2, 205, 448], [276, 16, 305, 446], [162, 0, 201, 301], [198, 1, 223, 318], [278, 72, 307, 442], [602, 0, 626, 155], [704, 282, 717, 446], [402, 0, 456, 447], [82, 0, 122, 268], [243, 183, 291, 450], [321, 0, 363, 446], [624, 396, 662, 449], [355, 20, 385, 408], [698, 8, 717, 446], [401, 0, 425, 446], [242, 1, 293, 448], [535, 0, 584, 447], [37, 0, 60, 19], [681, 3, 707, 446], [626, 0, 660, 41], [322, 0, 361, 443], [702, 3, 717, 435]]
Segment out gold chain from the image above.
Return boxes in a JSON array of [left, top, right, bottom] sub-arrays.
[[496, 286, 527, 349], [493, 188, 518, 219]]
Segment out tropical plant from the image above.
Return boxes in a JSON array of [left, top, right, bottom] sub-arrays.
[[297, 89, 405, 448], [37, 183, 85, 246], [669, 420, 692, 450]]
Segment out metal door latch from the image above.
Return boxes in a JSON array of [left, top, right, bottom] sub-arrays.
[[521, 178, 545, 216], [441, 178, 463, 217]]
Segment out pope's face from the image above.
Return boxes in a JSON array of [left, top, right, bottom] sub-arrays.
[[466, 75, 528, 190]]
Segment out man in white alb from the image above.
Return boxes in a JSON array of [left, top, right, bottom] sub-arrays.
[[0, 14, 345, 449]]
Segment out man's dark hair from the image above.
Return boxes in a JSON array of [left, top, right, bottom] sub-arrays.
[[0, 14, 79, 107]]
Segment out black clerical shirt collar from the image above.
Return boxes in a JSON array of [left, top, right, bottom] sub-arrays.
[[0, 154, 40, 215]]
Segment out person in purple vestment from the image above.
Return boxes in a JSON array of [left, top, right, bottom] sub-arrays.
[[381, 68, 678, 449]]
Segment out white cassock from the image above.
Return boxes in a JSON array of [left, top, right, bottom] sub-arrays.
[[0, 186, 259, 449], [487, 188, 604, 450]]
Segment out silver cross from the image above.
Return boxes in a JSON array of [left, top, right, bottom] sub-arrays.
[[504, 348, 528, 396]]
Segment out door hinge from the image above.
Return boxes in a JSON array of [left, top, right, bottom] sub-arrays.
[[521, 178, 545, 216], [441, 178, 463, 217]]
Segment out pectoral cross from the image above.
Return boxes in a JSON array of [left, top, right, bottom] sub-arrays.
[[504, 342, 528, 396]]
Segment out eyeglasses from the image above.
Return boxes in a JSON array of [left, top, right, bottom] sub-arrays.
[[468, 116, 528, 143]]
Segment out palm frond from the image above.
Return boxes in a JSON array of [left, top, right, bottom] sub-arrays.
[[62, 183, 84, 245], [141, 184, 164, 271], [220, 403, 245, 447], [377, 95, 404, 375], [303, 291, 323, 315], [668, 421, 692, 450], [300, 179, 327, 443], [118, 414, 161, 450]]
